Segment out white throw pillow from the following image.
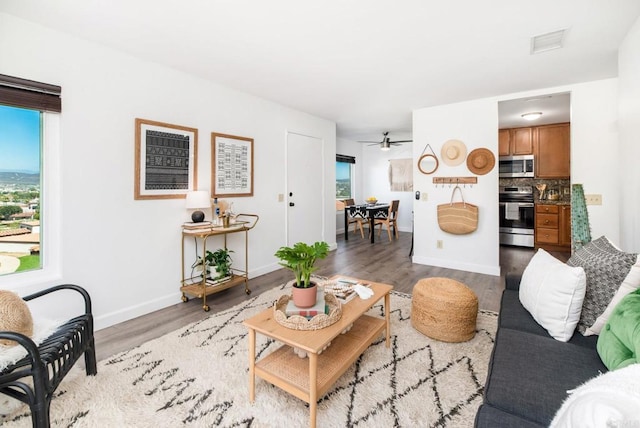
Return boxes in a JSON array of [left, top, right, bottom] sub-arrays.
[[519, 249, 587, 342], [550, 363, 640, 427]]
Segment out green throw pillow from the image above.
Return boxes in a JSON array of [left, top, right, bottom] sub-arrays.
[[597, 288, 640, 370]]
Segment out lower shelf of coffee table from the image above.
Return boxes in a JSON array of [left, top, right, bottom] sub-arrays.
[[254, 314, 386, 402]]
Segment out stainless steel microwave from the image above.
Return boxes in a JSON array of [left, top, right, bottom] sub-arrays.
[[499, 155, 534, 178]]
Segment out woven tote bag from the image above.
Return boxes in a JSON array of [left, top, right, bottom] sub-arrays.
[[437, 186, 478, 234]]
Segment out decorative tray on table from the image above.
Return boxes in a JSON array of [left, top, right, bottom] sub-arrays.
[[273, 294, 342, 330]]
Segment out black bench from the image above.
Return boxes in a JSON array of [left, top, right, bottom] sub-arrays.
[[0, 284, 97, 427]]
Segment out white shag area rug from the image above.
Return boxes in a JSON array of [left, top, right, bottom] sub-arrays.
[[1, 284, 498, 428]]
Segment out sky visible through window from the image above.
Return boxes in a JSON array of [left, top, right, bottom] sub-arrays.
[[0, 105, 40, 173], [336, 161, 350, 180], [336, 161, 352, 199]]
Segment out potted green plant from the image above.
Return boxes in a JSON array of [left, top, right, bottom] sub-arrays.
[[191, 248, 234, 283], [274, 241, 329, 308], [205, 248, 234, 282]]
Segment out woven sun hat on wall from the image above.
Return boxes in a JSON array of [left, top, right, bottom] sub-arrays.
[[410, 277, 478, 343], [440, 139, 467, 166], [466, 148, 495, 175], [0, 290, 33, 347]]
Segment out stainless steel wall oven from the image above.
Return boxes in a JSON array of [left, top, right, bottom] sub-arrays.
[[499, 186, 534, 248]]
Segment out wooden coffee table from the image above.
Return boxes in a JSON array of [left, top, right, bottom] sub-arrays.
[[243, 276, 393, 428]]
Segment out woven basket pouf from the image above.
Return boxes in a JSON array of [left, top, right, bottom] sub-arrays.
[[411, 277, 478, 343]]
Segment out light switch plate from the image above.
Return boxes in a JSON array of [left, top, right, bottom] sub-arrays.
[[421, 192, 428, 201], [585, 194, 602, 205]]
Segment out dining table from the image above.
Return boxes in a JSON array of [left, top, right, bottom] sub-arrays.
[[344, 203, 390, 243]]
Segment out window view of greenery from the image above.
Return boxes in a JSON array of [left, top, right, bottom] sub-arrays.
[[336, 161, 352, 199], [0, 105, 41, 276]]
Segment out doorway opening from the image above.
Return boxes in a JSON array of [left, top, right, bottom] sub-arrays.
[[498, 92, 572, 261]]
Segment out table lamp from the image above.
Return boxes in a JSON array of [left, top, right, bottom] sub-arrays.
[[185, 190, 211, 222]]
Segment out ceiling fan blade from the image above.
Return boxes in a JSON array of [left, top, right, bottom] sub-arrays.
[[359, 133, 411, 145], [367, 143, 380, 146]]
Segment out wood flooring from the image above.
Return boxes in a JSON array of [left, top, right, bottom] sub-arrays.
[[94, 231, 542, 361]]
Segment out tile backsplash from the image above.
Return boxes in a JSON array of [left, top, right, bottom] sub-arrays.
[[499, 178, 571, 203]]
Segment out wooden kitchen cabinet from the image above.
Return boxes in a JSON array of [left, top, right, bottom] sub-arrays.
[[535, 204, 571, 252], [559, 205, 571, 247], [498, 127, 534, 156], [535, 123, 570, 178]]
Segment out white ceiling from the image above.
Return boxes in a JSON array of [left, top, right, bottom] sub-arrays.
[[499, 92, 571, 129], [2, 1, 639, 141]]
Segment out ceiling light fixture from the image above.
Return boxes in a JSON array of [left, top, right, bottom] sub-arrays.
[[381, 141, 391, 151], [521, 112, 543, 121]]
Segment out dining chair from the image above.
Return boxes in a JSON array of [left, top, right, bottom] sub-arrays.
[[344, 198, 365, 238], [374, 200, 400, 240]]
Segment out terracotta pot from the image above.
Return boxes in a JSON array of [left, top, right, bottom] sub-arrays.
[[291, 282, 317, 308]]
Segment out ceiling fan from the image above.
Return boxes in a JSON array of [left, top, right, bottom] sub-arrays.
[[358, 132, 412, 151]]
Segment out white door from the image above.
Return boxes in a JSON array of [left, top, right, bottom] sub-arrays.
[[286, 132, 324, 245]]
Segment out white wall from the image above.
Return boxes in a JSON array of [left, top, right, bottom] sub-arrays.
[[0, 13, 336, 329], [361, 143, 415, 233], [413, 98, 500, 276], [618, 15, 640, 252], [568, 79, 620, 244]]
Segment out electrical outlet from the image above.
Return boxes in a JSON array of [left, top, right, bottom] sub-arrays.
[[585, 194, 602, 205], [437, 240, 443, 249], [421, 192, 428, 201]]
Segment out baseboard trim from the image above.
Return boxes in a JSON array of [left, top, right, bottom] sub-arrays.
[[412, 256, 501, 276]]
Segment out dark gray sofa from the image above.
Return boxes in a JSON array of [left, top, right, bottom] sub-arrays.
[[474, 273, 607, 427]]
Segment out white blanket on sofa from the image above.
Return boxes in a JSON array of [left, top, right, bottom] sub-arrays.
[[0, 318, 61, 371], [550, 363, 640, 428], [1, 318, 63, 416]]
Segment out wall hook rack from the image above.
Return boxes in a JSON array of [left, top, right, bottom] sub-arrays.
[[432, 177, 478, 187]]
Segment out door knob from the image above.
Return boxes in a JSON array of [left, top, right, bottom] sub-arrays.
[[289, 202, 295, 206]]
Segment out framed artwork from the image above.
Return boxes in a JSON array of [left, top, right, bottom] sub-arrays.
[[211, 132, 254, 197], [134, 118, 198, 200]]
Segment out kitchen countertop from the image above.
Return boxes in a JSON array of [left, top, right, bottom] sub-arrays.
[[535, 200, 570, 206]]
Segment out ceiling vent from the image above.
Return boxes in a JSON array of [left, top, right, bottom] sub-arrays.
[[530, 29, 567, 54]]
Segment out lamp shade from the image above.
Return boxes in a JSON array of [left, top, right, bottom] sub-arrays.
[[185, 190, 210, 209], [185, 190, 210, 223]]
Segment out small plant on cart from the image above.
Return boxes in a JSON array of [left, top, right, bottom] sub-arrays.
[[205, 248, 234, 280], [191, 248, 233, 281]]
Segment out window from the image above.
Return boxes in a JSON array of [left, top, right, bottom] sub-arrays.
[[336, 154, 355, 199], [0, 105, 42, 275], [0, 74, 61, 280]]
